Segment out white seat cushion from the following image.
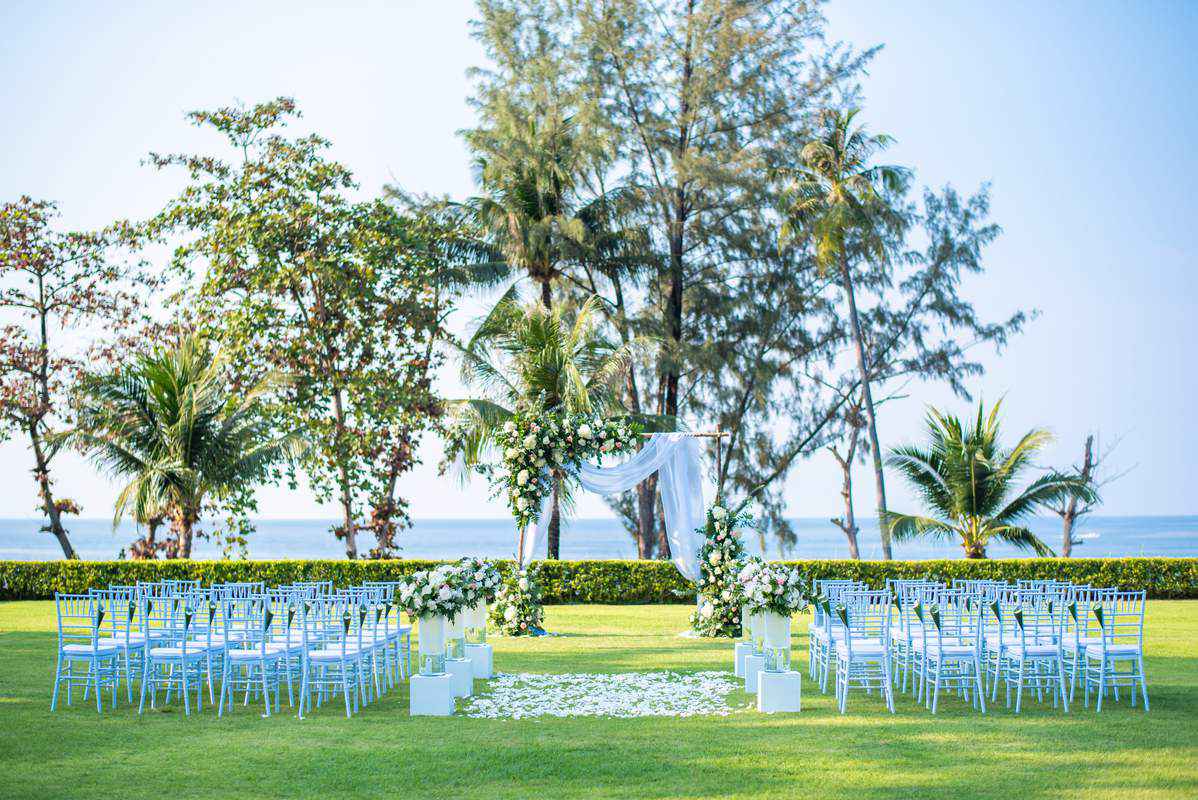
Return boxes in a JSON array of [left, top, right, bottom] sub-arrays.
[[226, 646, 287, 660], [1085, 643, 1142, 657], [928, 644, 976, 658], [97, 637, 145, 649], [307, 647, 364, 661], [147, 647, 207, 659], [62, 644, 118, 656], [1007, 644, 1060, 658], [836, 640, 885, 658]]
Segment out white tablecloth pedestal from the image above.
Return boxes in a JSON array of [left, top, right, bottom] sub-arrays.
[[734, 643, 754, 678], [446, 658, 473, 698], [410, 673, 455, 716], [757, 670, 802, 713], [744, 654, 764, 693], [466, 643, 493, 679]]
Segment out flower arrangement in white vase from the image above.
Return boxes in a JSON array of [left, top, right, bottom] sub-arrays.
[[397, 564, 469, 675], [738, 560, 808, 673], [458, 557, 501, 644]]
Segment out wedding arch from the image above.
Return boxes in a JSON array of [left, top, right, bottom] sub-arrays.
[[514, 431, 712, 582]]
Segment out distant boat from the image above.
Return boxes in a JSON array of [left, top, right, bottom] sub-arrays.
[[1077, 532, 1101, 541]]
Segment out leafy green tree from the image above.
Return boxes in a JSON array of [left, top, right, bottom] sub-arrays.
[[885, 400, 1097, 559], [64, 334, 300, 558], [445, 294, 630, 558], [782, 108, 910, 559], [147, 98, 453, 558], [0, 197, 150, 559]]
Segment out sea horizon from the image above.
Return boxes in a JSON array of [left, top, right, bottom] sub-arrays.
[[2, 514, 1195, 562]]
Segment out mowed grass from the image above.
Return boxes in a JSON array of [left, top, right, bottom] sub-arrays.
[[1, 601, 1196, 800]]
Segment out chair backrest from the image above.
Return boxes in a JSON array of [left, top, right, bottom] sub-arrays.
[[55, 593, 102, 650], [1094, 590, 1146, 650], [90, 586, 139, 642]]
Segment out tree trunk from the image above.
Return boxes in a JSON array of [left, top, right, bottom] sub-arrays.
[[635, 477, 657, 559], [963, 543, 987, 559], [655, 493, 671, 560], [540, 277, 552, 310], [547, 477, 562, 559], [339, 488, 358, 560], [1061, 434, 1094, 558], [839, 254, 892, 559], [29, 423, 75, 560], [179, 513, 195, 559]]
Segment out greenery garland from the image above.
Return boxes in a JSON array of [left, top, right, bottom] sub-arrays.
[[495, 409, 642, 530], [690, 503, 751, 637], [490, 566, 544, 635]]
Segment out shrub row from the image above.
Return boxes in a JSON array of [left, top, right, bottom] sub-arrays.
[[1, 557, 1195, 602]]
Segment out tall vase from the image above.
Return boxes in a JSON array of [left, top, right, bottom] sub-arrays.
[[749, 608, 766, 654], [445, 611, 467, 660], [465, 601, 487, 645], [417, 614, 447, 676], [762, 610, 792, 673]]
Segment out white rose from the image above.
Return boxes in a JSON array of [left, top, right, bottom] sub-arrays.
[[523, 433, 537, 449], [711, 505, 727, 521], [503, 421, 516, 434], [578, 423, 592, 439], [504, 606, 517, 622], [516, 496, 529, 511], [709, 551, 722, 565], [505, 447, 519, 459], [518, 578, 529, 591], [517, 469, 530, 486]]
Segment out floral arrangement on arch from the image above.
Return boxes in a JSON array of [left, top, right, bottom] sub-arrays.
[[396, 564, 470, 620], [495, 408, 642, 529], [457, 556, 502, 606], [738, 559, 808, 616], [490, 566, 544, 636], [690, 502, 751, 637]]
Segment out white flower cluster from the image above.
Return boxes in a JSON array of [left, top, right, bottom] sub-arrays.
[[490, 566, 543, 635], [690, 503, 750, 637], [737, 559, 807, 616], [495, 410, 640, 529], [395, 564, 470, 619], [457, 557, 501, 606], [461, 671, 746, 719]]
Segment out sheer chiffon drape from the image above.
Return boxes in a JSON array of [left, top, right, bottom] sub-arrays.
[[519, 434, 704, 581]]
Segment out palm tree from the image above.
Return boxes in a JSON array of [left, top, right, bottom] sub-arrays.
[[885, 401, 1098, 559], [462, 108, 588, 310], [449, 294, 631, 559], [64, 334, 302, 558], [782, 108, 909, 560]]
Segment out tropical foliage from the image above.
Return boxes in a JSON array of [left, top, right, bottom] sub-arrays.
[[885, 401, 1098, 559], [63, 334, 301, 558], [445, 295, 637, 557]]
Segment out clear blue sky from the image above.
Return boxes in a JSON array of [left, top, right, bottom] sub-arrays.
[[1, 0, 1195, 521]]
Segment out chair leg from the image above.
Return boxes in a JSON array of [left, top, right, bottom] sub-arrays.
[[1138, 656, 1150, 711], [1014, 660, 1025, 714], [1056, 655, 1069, 713], [1096, 657, 1107, 712], [50, 653, 63, 711]]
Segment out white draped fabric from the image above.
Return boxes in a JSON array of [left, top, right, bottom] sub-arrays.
[[519, 433, 705, 581]]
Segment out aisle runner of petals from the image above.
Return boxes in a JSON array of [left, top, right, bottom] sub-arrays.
[[462, 671, 747, 719]]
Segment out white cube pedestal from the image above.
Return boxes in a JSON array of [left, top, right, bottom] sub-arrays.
[[446, 658, 473, 698], [734, 643, 754, 678], [744, 654, 764, 693], [409, 673, 455, 716], [757, 670, 802, 713], [466, 643, 493, 679]]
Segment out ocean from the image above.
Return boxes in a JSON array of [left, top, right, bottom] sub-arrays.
[[1, 516, 1196, 561]]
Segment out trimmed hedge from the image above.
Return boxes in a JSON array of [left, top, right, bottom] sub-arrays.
[[1, 557, 1196, 602]]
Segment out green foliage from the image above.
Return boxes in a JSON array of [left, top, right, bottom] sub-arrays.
[[62, 333, 300, 558], [887, 400, 1098, 558], [2, 557, 1193, 602]]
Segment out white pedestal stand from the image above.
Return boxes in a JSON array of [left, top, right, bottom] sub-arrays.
[[466, 643, 493, 679], [757, 670, 802, 713], [744, 654, 764, 693], [446, 658, 473, 698], [409, 673, 455, 716], [734, 642, 754, 677]]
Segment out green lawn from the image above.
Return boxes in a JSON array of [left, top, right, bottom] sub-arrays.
[[1, 601, 1195, 800]]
